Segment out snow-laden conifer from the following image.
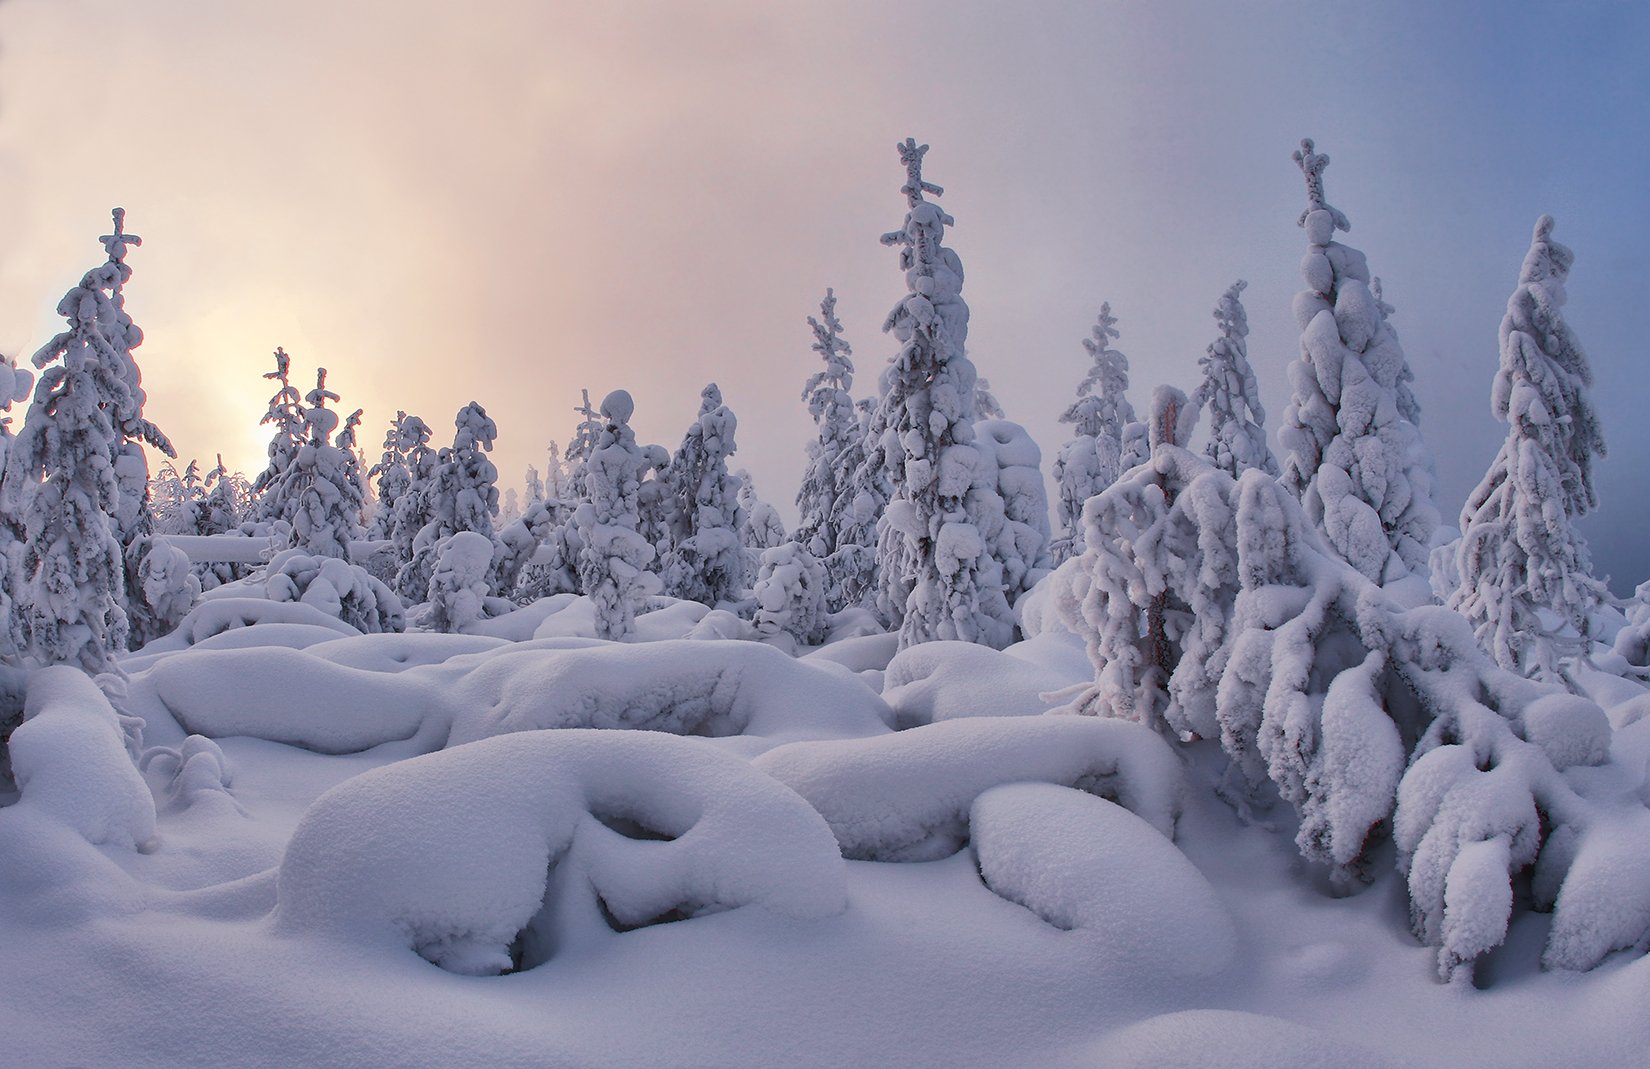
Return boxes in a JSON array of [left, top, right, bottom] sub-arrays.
[[572, 390, 664, 639], [12, 210, 155, 668], [387, 414, 439, 601], [398, 402, 499, 601], [426, 530, 495, 634], [0, 355, 34, 660], [737, 469, 786, 585], [268, 368, 366, 560], [662, 384, 746, 608], [1051, 305, 1134, 563], [524, 463, 545, 508], [861, 139, 1015, 649], [973, 375, 1005, 421], [1445, 216, 1607, 683], [1040, 407, 1649, 981], [794, 289, 859, 561], [200, 455, 244, 536], [366, 412, 414, 540], [564, 389, 603, 501], [249, 348, 304, 523], [1192, 280, 1277, 478], [1278, 139, 1438, 583], [751, 541, 829, 646]]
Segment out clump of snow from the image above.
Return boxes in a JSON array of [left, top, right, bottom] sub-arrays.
[[273, 729, 846, 975], [139, 733, 235, 809], [424, 531, 494, 634], [8, 666, 156, 850], [755, 716, 1181, 861], [263, 548, 404, 635], [970, 783, 1236, 978], [882, 640, 1080, 728]]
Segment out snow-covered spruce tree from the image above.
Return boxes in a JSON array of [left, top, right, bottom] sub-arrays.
[[829, 394, 884, 615], [200, 455, 243, 535], [0, 356, 34, 667], [1278, 139, 1438, 584], [1193, 280, 1278, 479], [524, 463, 545, 508], [662, 383, 747, 609], [268, 368, 366, 559], [794, 288, 859, 561], [751, 540, 829, 646], [572, 390, 663, 639], [366, 411, 413, 540], [427, 530, 495, 633], [737, 468, 786, 579], [1051, 304, 1135, 563], [973, 374, 1005, 420], [398, 402, 499, 602], [564, 389, 603, 501], [385, 413, 439, 600], [1042, 413, 1650, 981], [249, 347, 305, 524], [860, 138, 1015, 649], [1446, 216, 1607, 684], [974, 418, 1053, 608], [11, 211, 158, 669]]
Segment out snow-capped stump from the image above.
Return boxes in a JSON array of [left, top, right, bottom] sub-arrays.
[[446, 639, 894, 750], [970, 783, 1235, 978], [881, 640, 1073, 728], [272, 730, 846, 976], [754, 716, 1181, 861], [9, 666, 156, 851]]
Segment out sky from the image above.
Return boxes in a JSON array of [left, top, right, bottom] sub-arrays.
[[2, 1, 1648, 587]]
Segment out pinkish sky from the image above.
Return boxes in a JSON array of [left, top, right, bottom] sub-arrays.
[[3, 1, 1648, 585]]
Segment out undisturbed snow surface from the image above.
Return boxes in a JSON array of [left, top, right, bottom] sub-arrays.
[[3, 617, 1650, 1068]]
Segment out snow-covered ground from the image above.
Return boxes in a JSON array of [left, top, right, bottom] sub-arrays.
[[5, 596, 1649, 1069]]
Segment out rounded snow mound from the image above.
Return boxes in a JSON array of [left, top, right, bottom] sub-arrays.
[[274, 729, 847, 976], [755, 716, 1182, 861], [882, 640, 1074, 727], [447, 639, 895, 750], [970, 783, 1235, 979], [1073, 1009, 1393, 1069]]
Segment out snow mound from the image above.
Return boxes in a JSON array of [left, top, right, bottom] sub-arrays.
[[755, 716, 1181, 860], [883, 640, 1073, 727], [1078, 1009, 1393, 1069], [970, 783, 1235, 978], [273, 729, 846, 975], [8, 666, 156, 850], [139, 597, 361, 655], [447, 639, 894, 750], [131, 647, 450, 755], [302, 632, 511, 672]]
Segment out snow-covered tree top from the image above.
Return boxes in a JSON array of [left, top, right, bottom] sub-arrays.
[[803, 288, 855, 410], [99, 207, 141, 264], [599, 389, 634, 426], [1293, 138, 1350, 233], [1061, 304, 1134, 439]]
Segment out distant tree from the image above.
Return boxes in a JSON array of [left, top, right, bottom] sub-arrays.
[[663, 384, 747, 608], [573, 390, 664, 639], [1278, 138, 1438, 583], [1192, 280, 1277, 478], [973, 374, 1005, 420], [862, 138, 1014, 649], [387, 413, 439, 600], [1445, 216, 1607, 684], [794, 288, 859, 561], [249, 347, 305, 523], [737, 469, 787, 584], [564, 389, 603, 501], [367, 411, 414, 539], [268, 367, 366, 559], [398, 402, 499, 601], [1051, 304, 1134, 563]]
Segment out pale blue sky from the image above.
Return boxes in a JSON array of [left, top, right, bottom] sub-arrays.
[[2, 1, 1646, 585]]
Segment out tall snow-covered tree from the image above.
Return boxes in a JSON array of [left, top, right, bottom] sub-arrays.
[[250, 347, 305, 523], [1051, 304, 1135, 563], [1278, 139, 1438, 584], [387, 413, 439, 600], [1192, 280, 1277, 478], [367, 411, 413, 540], [0, 355, 34, 661], [830, 394, 884, 614], [268, 367, 366, 559], [663, 383, 746, 608], [1446, 216, 1607, 684], [573, 390, 664, 639], [11, 210, 155, 668], [862, 138, 1014, 649], [794, 288, 859, 561], [398, 402, 499, 601]]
